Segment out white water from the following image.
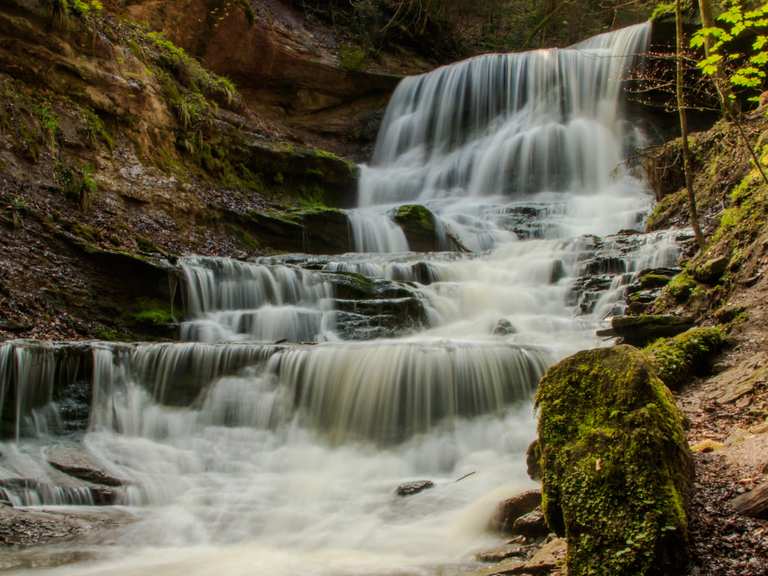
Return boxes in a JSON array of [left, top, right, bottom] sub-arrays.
[[0, 22, 682, 576]]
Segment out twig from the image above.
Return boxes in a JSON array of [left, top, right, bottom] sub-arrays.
[[455, 471, 477, 483]]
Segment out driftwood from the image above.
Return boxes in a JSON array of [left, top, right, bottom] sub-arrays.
[[731, 483, 768, 519]]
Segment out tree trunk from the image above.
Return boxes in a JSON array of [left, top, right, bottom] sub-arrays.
[[697, 0, 739, 117], [676, 0, 706, 251]]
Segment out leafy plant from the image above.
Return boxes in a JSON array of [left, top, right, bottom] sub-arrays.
[[692, 1, 768, 100], [37, 104, 60, 149]]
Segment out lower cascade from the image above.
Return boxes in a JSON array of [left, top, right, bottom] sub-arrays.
[[0, 22, 685, 576]]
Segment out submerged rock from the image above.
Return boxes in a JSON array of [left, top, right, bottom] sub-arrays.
[[493, 318, 517, 336], [395, 480, 434, 497], [536, 346, 693, 576]]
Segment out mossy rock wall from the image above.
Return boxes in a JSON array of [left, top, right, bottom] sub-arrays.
[[536, 345, 693, 576]]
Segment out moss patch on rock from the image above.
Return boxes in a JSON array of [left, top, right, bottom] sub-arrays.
[[645, 326, 727, 390], [536, 345, 693, 576], [393, 204, 438, 251]]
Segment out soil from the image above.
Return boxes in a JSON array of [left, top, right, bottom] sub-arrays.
[[678, 271, 768, 574]]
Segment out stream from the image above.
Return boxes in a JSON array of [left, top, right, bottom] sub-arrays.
[[0, 22, 682, 576]]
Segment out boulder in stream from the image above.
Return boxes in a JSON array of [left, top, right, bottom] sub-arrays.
[[395, 480, 434, 497], [393, 204, 439, 252], [536, 346, 693, 576]]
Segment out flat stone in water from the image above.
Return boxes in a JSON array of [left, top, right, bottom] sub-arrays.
[[395, 480, 434, 497], [46, 445, 126, 487]]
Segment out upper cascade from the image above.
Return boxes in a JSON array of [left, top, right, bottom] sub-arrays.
[[359, 23, 651, 207]]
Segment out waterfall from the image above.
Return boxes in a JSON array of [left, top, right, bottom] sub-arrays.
[[180, 256, 337, 343], [0, 22, 684, 576], [351, 23, 651, 252]]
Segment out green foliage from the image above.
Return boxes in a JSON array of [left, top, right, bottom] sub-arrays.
[[536, 346, 693, 576], [81, 164, 97, 195], [83, 109, 114, 150], [651, 2, 676, 20], [70, 0, 103, 15], [692, 1, 768, 100], [48, 0, 102, 25], [55, 162, 97, 205], [645, 326, 727, 389], [36, 104, 60, 149]]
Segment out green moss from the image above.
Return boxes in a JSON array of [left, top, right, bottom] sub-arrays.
[[637, 272, 673, 290], [47, 0, 102, 26], [226, 223, 261, 251], [536, 346, 693, 576], [339, 44, 368, 71], [645, 326, 727, 390], [95, 326, 125, 341], [136, 236, 162, 254], [665, 270, 696, 302], [394, 204, 435, 232], [129, 298, 175, 326]]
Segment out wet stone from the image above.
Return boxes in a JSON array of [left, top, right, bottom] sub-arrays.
[[47, 445, 126, 487], [511, 508, 550, 539], [493, 319, 517, 336], [395, 480, 435, 497], [490, 490, 542, 533]]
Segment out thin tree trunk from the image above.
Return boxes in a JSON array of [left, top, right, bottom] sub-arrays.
[[676, 0, 706, 251], [698, 0, 739, 117]]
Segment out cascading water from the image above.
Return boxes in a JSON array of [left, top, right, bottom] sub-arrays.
[[1, 22, 684, 576], [350, 23, 652, 251]]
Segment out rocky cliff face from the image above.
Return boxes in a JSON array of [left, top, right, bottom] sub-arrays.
[[0, 0, 366, 341], [119, 0, 417, 158]]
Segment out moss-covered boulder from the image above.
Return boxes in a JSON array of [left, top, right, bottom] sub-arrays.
[[691, 256, 728, 285], [394, 204, 438, 252], [536, 345, 693, 576], [644, 326, 727, 390]]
